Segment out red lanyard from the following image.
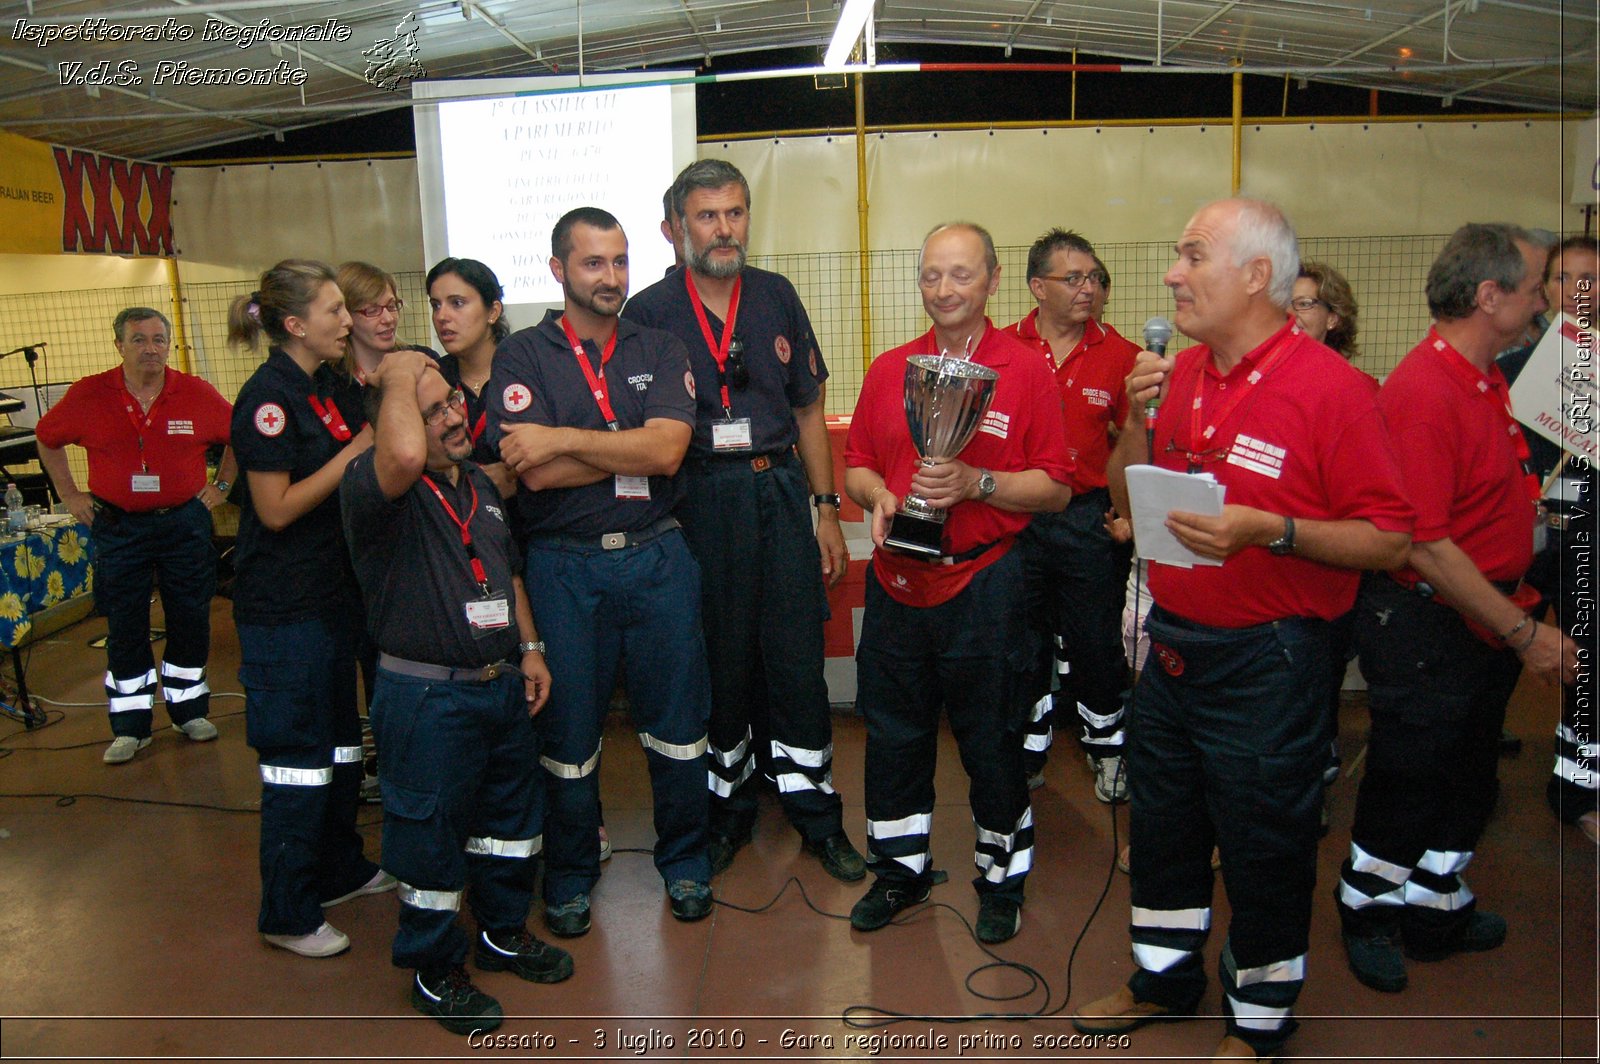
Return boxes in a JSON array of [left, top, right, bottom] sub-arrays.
[[1179, 324, 1298, 470], [468, 410, 487, 445], [1429, 329, 1543, 505], [684, 270, 743, 414], [120, 382, 161, 472], [559, 315, 620, 430], [420, 472, 490, 592], [307, 394, 352, 441]]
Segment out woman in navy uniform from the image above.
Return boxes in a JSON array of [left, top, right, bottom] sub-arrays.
[[227, 259, 393, 958], [429, 258, 515, 498]]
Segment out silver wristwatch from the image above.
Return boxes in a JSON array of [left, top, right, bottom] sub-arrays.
[[977, 469, 997, 498]]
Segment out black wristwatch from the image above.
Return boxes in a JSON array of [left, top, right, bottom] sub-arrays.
[[811, 493, 841, 509], [1268, 515, 1296, 556]]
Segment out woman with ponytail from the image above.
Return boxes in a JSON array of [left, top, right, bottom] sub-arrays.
[[227, 259, 391, 958]]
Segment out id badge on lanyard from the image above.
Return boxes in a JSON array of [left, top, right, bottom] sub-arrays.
[[131, 473, 161, 493], [710, 418, 753, 452], [615, 475, 651, 500], [465, 593, 511, 634]]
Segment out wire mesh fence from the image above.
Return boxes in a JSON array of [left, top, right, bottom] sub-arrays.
[[0, 234, 1450, 458]]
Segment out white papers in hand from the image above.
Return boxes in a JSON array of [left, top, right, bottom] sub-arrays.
[[1125, 464, 1226, 568]]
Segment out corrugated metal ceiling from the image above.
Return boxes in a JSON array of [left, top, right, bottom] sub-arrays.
[[0, 0, 1592, 159]]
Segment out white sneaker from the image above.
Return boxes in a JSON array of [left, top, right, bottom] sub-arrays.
[[173, 718, 218, 742], [263, 921, 350, 958], [1089, 754, 1127, 804], [103, 736, 151, 764], [322, 869, 398, 908]]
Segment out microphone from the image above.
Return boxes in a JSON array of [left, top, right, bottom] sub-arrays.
[[1141, 316, 1173, 423]]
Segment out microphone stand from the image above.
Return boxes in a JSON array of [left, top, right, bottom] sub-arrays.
[[0, 343, 48, 431]]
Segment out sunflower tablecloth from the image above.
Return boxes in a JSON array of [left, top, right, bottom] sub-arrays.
[[0, 521, 93, 649]]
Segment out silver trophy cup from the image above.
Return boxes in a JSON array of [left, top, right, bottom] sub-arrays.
[[884, 354, 1000, 557]]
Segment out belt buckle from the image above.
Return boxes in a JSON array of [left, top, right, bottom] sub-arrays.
[[601, 532, 627, 550], [481, 664, 500, 681], [751, 455, 772, 473], [1547, 512, 1570, 531]]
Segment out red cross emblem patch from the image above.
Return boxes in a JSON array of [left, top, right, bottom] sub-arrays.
[[253, 402, 286, 438], [1153, 642, 1185, 677]]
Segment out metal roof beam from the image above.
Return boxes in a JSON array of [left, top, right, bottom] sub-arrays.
[[1159, 0, 1242, 61], [1323, 0, 1463, 68]]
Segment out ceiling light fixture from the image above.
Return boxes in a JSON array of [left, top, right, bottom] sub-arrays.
[[824, 0, 873, 69]]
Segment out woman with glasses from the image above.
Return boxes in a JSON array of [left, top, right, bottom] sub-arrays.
[[337, 261, 439, 384], [427, 257, 515, 497], [1292, 262, 1361, 360], [226, 259, 392, 960]]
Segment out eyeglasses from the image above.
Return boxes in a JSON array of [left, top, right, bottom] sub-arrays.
[[356, 299, 404, 319], [1289, 297, 1327, 312], [1039, 270, 1110, 289], [423, 388, 466, 426], [724, 334, 749, 390]]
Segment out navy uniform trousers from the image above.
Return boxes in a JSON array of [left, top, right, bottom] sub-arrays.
[[676, 453, 845, 843], [856, 547, 1035, 904], [1018, 488, 1133, 771], [1125, 605, 1333, 1056], [371, 668, 540, 971], [1337, 576, 1522, 948], [94, 499, 216, 738], [240, 616, 377, 935], [525, 528, 712, 905]]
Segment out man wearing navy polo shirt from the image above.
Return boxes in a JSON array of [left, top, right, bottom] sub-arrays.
[[38, 306, 235, 764], [492, 206, 714, 937], [1006, 228, 1140, 802], [623, 159, 863, 883], [1075, 199, 1413, 1060]]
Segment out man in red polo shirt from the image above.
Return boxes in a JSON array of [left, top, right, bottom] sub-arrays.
[[1006, 228, 1140, 802], [1336, 223, 1578, 994], [843, 221, 1072, 945], [38, 307, 234, 764], [1073, 199, 1413, 1060]]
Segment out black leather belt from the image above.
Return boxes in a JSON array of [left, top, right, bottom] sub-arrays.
[[532, 515, 680, 552], [689, 449, 794, 474], [378, 653, 520, 684]]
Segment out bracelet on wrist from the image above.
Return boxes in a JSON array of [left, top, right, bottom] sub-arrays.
[[1500, 614, 1531, 646], [1512, 621, 1539, 653]]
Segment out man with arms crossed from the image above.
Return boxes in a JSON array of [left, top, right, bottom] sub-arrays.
[[493, 207, 714, 937]]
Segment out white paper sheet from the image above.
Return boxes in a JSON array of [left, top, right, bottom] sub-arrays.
[[1125, 464, 1226, 568]]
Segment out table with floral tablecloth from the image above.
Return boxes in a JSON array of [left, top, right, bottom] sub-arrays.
[[0, 521, 94, 650]]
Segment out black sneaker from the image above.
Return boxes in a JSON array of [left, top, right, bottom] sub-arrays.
[[849, 878, 931, 931], [1341, 929, 1408, 993], [975, 895, 1021, 944], [475, 928, 574, 984], [802, 831, 867, 882], [1403, 909, 1507, 962], [667, 879, 713, 921], [544, 894, 591, 938], [411, 965, 503, 1035]]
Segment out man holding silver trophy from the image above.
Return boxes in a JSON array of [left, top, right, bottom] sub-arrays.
[[842, 222, 1073, 944]]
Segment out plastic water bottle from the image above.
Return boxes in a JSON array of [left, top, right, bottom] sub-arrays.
[[5, 483, 24, 533]]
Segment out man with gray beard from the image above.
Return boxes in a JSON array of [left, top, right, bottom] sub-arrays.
[[623, 159, 865, 883]]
